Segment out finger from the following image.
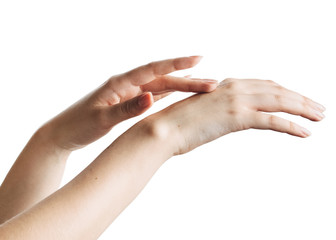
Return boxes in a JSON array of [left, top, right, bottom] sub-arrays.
[[219, 79, 326, 113], [141, 75, 218, 94], [124, 56, 203, 85], [251, 112, 311, 138], [106, 92, 154, 126], [248, 94, 325, 121], [270, 86, 326, 113], [248, 81, 326, 112]]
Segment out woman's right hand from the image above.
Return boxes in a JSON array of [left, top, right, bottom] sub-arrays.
[[150, 78, 326, 155], [41, 56, 218, 151]]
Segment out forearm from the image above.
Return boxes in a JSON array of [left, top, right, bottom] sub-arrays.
[[0, 118, 174, 239], [0, 125, 71, 224]]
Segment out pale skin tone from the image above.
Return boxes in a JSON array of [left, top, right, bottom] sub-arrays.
[[0, 56, 215, 223], [0, 56, 325, 239]]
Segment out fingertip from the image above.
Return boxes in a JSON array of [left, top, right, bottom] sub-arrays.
[[200, 79, 219, 92], [189, 55, 203, 65], [312, 109, 325, 121], [189, 55, 203, 59], [138, 92, 154, 108], [203, 83, 218, 92], [313, 101, 326, 112], [183, 78, 218, 93], [300, 127, 311, 138], [173, 56, 203, 71]]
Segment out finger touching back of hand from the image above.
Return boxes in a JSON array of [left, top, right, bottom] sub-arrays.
[[124, 56, 203, 86], [140, 75, 218, 94]]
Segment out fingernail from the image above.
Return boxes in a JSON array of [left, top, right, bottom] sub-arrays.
[[300, 127, 311, 137], [314, 110, 325, 120], [313, 102, 326, 112], [190, 55, 203, 59], [138, 93, 151, 108], [201, 79, 218, 84], [189, 55, 203, 62]]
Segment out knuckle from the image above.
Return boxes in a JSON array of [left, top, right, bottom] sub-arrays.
[[105, 77, 115, 88], [121, 101, 137, 117], [227, 94, 237, 104], [277, 83, 284, 90], [225, 81, 240, 91], [274, 84, 284, 93], [181, 84, 191, 92], [289, 121, 296, 133], [266, 79, 277, 85], [172, 58, 181, 70], [219, 78, 233, 87], [268, 115, 277, 128], [141, 62, 156, 76], [228, 110, 237, 116], [301, 95, 311, 106], [224, 77, 235, 82], [301, 98, 309, 110], [146, 62, 154, 69], [274, 94, 284, 107]]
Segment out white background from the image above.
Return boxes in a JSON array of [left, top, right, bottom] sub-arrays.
[[0, 0, 335, 239]]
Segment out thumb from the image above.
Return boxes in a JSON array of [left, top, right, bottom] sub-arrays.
[[108, 92, 154, 125]]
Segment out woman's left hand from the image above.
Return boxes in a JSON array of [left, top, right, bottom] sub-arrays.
[[42, 56, 218, 151], [148, 78, 326, 156]]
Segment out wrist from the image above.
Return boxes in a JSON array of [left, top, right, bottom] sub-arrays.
[[138, 114, 181, 158], [34, 124, 72, 160]]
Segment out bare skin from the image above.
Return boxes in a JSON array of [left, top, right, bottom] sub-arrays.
[[0, 56, 218, 224], [0, 57, 325, 239]]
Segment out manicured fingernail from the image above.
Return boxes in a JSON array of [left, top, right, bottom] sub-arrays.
[[300, 127, 311, 137], [189, 55, 203, 63], [314, 102, 326, 112], [190, 55, 203, 59], [314, 110, 325, 120], [138, 93, 151, 108], [201, 79, 218, 84]]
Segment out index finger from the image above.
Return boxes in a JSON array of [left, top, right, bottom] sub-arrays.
[[124, 56, 203, 86]]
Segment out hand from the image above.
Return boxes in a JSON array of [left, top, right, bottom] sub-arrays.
[[151, 78, 326, 155], [42, 56, 218, 151]]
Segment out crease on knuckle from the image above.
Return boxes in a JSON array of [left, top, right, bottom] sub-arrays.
[[146, 62, 157, 76], [172, 58, 181, 71], [301, 99, 309, 113], [268, 115, 277, 129], [121, 102, 137, 117], [157, 76, 169, 90], [289, 121, 296, 133], [301, 96, 311, 109]]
